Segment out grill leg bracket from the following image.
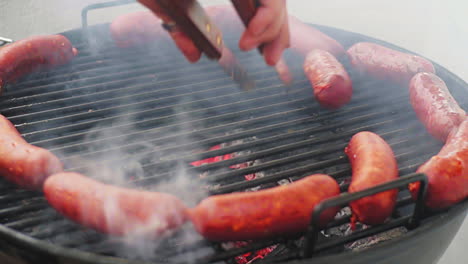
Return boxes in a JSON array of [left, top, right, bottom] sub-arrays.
[[301, 173, 428, 258]]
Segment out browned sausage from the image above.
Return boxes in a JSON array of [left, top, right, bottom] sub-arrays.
[[0, 115, 63, 189], [189, 174, 340, 242], [44, 172, 189, 238], [409, 119, 468, 209], [304, 49, 353, 109], [347, 42, 435, 85], [345, 131, 399, 226], [409, 72, 466, 142], [0, 35, 78, 94]]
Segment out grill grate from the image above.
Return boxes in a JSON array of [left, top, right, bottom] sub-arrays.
[[0, 20, 467, 264]]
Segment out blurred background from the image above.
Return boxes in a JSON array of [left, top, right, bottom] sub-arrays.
[[0, 1, 467, 263]]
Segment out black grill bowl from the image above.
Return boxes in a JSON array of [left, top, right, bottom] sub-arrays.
[[0, 21, 466, 264]]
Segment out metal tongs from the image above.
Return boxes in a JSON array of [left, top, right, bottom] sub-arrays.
[[145, 0, 263, 91]]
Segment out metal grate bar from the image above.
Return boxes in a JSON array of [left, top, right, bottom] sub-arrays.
[[131, 119, 421, 187], [59, 91, 408, 168]]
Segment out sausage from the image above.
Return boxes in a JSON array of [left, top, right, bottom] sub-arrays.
[[288, 15, 345, 57], [138, 0, 202, 63], [275, 57, 294, 86], [189, 174, 340, 242], [409, 72, 466, 142], [346, 42, 435, 85], [0, 35, 78, 94], [304, 49, 352, 109], [110, 11, 169, 48], [44, 172, 189, 238], [409, 119, 468, 209], [0, 115, 63, 189], [345, 131, 399, 226]]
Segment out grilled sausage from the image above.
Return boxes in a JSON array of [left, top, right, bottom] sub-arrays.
[[347, 42, 435, 85], [0, 35, 78, 94], [189, 174, 340, 242], [304, 49, 352, 109], [44, 172, 189, 238], [345, 131, 399, 226], [409, 119, 468, 209], [409, 72, 466, 142], [110, 11, 169, 48], [289, 15, 345, 57], [0, 115, 63, 189], [138, 0, 202, 63]]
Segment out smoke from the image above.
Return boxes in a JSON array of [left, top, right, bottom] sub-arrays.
[[56, 90, 212, 262]]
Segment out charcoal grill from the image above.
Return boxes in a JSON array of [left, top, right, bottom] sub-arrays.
[[0, 2, 467, 264]]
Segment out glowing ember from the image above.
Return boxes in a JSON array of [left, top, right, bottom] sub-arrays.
[[190, 141, 278, 263]]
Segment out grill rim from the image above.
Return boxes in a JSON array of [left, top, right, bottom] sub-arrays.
[[0, 22, 467, 264]]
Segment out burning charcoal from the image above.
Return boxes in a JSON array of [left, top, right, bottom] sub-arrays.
[[321, 207, 353, 238], [190, 132, 290, 263], [221, 242, 277, 264]]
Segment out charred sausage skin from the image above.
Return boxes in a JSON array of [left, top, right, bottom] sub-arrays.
[[189, 174, 340, 242], [304, 49, 353, 109], [0, 35, 78, 94], [347, 42, 435, 85], [409, 72, 466, 142], [345, 131, 399, 225], [0, 115, 63, 189], [409, 119, 468, 209], [44, 172, 189, 238]]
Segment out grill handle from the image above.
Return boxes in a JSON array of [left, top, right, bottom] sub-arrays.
[[81, 0, 136, 41], [0, 36, 13, 46], [301, 172, 428, 258]]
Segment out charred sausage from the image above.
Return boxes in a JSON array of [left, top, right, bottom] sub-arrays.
[[347, 42, 435, 85], [345, 131, 399, 225], [189, 174, 340, 242], [409, 119, 468, 209], [304, 49, 353, 109], [0, 115, 63, 189], [44, 172, 189, 238], [409, 72, 466, 142], [0, 35, 78, 94]]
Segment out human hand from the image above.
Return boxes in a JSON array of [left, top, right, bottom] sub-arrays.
[[238, 0, 290, 66]]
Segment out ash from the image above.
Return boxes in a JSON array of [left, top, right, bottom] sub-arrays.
[[322, 204, 408, 251]]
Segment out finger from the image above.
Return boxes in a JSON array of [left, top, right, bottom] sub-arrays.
[[238, 7, 274, 51], [262, 19, 290, 66], [248, 0, 286, 35], [246, 5, 275, 37], [239, 0, 286, 51], [240, 13, 285, 51]]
